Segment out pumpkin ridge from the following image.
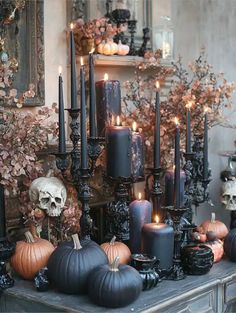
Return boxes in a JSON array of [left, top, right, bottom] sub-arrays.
[[98, 267, 110, 303], [66, 249, 76, 290]]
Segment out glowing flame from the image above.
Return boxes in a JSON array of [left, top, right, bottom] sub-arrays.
[[155, 215, 160, 224], [116, 116, 121, 126], [186, 100, 193, 110], [58, 65, 62, 75], [204, 106, 209, 113], [138, 193, 142, 200], [80, 57, 84, 66], [70, 23, 74, 30], [89, 48, 95, 54], [132, 121, 137, 132], [104, 73, 109, 81], [155, 81, 160, 89], [174, 117, 179, 126]]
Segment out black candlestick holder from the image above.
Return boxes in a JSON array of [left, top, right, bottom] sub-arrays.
[[105, 176, 132, 242], [111, 9, 130, 44], [0, 239, 15, 290], [88, 136, 105, 176], [128, 20, 137, 56]]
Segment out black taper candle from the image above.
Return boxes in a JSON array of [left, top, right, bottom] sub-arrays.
[[186, 105, 191, 153], [58, 69, 66, 153], [174, 118, 180, 209], [89, 51, 97, 137], [0, 184, 6, 239], [154, 82, 161, 169], [70, 24, 78, 109], [203, 109, 208, 180], [80, 58, 88, 169]]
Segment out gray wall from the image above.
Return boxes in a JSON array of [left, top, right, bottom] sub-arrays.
[[172, 0, 236, 226]]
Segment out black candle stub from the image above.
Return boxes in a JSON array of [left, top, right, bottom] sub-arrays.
[[96, 79, 121, 137]]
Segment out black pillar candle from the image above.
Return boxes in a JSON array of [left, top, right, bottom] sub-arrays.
[[154, 81, 161, 169], [174, 118, 181, 209], [186, 102, 192, 153], [58, 67, 66, 154], [89, 50, 97, 137], [80, 58, 88, 169], [0, 184, 6, 239], [70, 23, 78, 109], [96, 74, 121, 137], [106, 117, 132, 178], [141, 220, 174, 269], [203, 109, 208, 180], [165, 167, 186, 207], [129, 193, 152, 253], [131, 122, 144, 179]]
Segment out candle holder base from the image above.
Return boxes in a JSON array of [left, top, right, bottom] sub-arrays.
[[0, 239, 15, 290], [167, 258, 186, 281]]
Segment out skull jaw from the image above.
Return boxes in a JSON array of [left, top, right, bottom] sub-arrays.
[[46, 207, 63, 217]]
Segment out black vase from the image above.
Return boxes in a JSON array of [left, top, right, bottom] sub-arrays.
[[131, 254, 160, 290], [181, 244, 214, 275]]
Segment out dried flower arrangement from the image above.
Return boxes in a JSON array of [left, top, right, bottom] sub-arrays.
[[122, 49, 235, 168]]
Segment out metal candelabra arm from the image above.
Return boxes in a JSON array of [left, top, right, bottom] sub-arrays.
[[88, 136, 105, 176]]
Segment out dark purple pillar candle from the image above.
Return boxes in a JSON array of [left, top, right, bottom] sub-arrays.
[[58, 68, 66, 154], [129, 194, 152, 253], [106, 121, 132, 178], [165, 167, 186, 207], [141, 221, 174, 269], [96, 74, 121, 136], [131, 122, 144, 179], [203, 110, 208, 180], [70, 24, 78, 109], [0, 184, 6, 239]]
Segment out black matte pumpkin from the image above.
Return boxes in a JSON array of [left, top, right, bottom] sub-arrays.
[[224, 228, 236, 261], [47, 234, 108, 294], [88, 257, 142, 308]]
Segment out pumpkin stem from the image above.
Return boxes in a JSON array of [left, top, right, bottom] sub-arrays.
[[110, 236, 116, 245], [24, 231, 35, 243], [72, 234, 82, 250], [110, 256, 120, 272], [211, 212, 216, 223]]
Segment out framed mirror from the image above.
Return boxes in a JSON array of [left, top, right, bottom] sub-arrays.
[[1, 0, 44, 106]]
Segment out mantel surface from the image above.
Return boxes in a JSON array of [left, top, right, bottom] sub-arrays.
[[1, 259, 236, 313]]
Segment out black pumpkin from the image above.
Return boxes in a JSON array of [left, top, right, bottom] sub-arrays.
[[224, 228, 236, 261], [88, 256, 142, 308], [47, 234, 108, 294]]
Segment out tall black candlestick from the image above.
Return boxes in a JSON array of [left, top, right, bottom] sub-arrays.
[[174, 120, 180, 209], [80, 61, 88, 169], [203, 111, 208, 180], [0, 184, 6, 239], [154, 89, 161, 169], [186, 107, 191, 153], [70, 25, 78, 109], [58, 71, 66, 153], [89, 52, 97, 137]]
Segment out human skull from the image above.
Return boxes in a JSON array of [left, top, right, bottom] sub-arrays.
[[29, 177, 67, 217], [221, 180, 236, 211]]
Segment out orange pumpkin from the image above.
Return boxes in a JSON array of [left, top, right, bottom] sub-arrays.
[[200, 213, 228, 240], [100, 236, 131, 265], [204, 239, 224, 263], [192, 232, 207, 243], [11, 231, 54, 280]]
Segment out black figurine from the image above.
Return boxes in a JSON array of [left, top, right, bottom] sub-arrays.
[[138, 27, 150, 57], [34, 267, 50, 292]]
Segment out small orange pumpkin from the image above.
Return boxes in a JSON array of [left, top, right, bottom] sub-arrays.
[[200, 213, 228, 240], [11, 231, 54, 280], [192, 232, 207, 243], [100, 236, 131, 265], [204, 239, 224, 263]]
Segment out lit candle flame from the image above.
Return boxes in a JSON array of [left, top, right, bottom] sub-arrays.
[[58, 65, 62, 75], [155, 81, 160, 89], [116, 116, 121, 126], [89, 48, 95, 54], [104, 73, 109, 81], [155, 215, 160, 224], [186, 100, 193, 110], [80, 57, 84, 66], [138, 192, 142, 200], [174, 117, 179, 126], [70, 22, 74, 30], [132, 121, 137, 132], [204, 106, 209, 113]]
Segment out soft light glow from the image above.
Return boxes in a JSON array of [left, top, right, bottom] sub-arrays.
[[58, 65, 62, 75], [155, 215, 160, 224], [204, 106, 209, 113], [138, 192, 142, 200], [104, 73, 109, 81], [89, 48, 95, 54], [155, 81, 160, 89], [70, 23, 74, 30], [132, 121, 137, 132], [174, 117, 179, 126], [186, 100, 193, 110], [80, 57, 84, 66], [116, 116, 121, 126]]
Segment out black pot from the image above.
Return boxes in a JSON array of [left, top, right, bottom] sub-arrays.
[[181, 244, 214, 275], [131, 254, 160, 290]]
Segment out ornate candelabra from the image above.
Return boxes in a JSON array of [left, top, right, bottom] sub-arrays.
[[111, 8, 130, 44]]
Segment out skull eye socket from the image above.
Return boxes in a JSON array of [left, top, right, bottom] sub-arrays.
[[223, 194, 231, 201], [233, 196, 236, 201], [41, 197, 50, 205], [55, 197, 62, 204]]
